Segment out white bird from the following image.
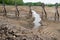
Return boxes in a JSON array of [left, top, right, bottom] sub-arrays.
[[32, 10, 41, 29]]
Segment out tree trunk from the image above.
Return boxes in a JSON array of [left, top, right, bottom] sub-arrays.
[[2, 0, 7, 17]]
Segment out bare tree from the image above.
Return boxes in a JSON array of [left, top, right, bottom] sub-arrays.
[[14, 0, 20, 19], [2, 0, 7, 17], [29, 5, 32, 17], [55, 3, 59, 21], [41, 3, 47, 20]]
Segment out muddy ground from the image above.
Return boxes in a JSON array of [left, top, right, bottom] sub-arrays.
[[0, 6, 60, 40]]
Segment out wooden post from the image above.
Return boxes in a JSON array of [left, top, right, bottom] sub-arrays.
[[14, 1, 19, 19], [55, 3, 59, 21], [41, 3, 47, 20], [2, 0, 7, 17]]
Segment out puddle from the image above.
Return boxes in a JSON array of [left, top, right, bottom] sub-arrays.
[[32, 10, 41, 29]]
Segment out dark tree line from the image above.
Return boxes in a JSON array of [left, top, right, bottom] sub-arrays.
[[0, 0, 42, 6], [0, 0, 23, 5]]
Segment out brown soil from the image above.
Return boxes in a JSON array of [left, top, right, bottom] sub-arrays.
[[0, 6, 60, 40]]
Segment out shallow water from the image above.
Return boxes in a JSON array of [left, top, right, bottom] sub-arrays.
[[32, 10, 41, 29]]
